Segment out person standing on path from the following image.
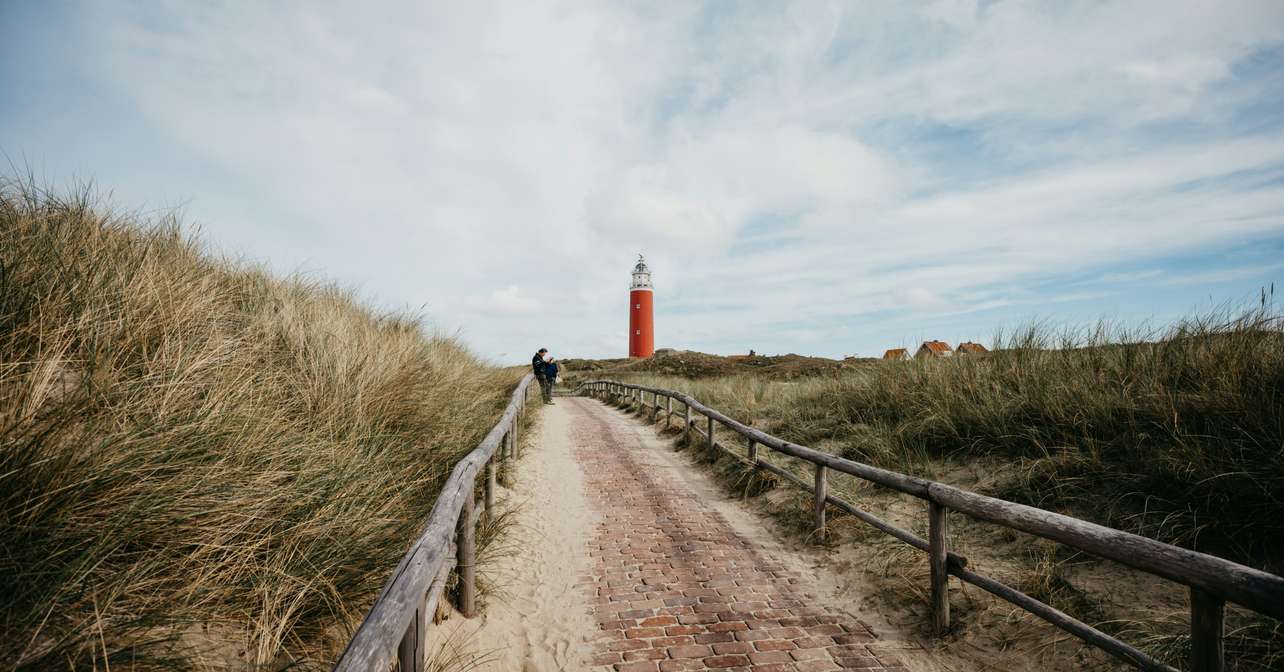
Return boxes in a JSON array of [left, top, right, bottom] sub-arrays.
[[543, 358, 560, 404], [532, 348, 553, 404]]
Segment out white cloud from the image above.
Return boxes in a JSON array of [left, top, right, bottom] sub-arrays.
[[478, 285, 542, 317], [6, 0, 1284, 361], [895, 288, 948, 311], [1099, 270, 1164, 284]]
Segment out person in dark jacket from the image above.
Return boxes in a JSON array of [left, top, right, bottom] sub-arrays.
[[532, 348, 554, 404], [532, 348, 548, 378], [543, 358, 560, 404]]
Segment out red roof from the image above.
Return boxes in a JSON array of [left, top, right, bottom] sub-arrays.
[[957, 342, 989, 354], [883, 348, 908, 359], [920, 340, 953, 353]]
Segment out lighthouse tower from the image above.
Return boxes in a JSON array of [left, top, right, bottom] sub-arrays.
[[629, 255, 654, 358]]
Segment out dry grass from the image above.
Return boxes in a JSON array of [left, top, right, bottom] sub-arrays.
[[597, 311, 1284, 565], [0, 180, 523, 670], [580, 308, 1284, 670]]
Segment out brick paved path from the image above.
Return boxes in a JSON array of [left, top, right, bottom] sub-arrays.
[[563, 397, 903, 672]]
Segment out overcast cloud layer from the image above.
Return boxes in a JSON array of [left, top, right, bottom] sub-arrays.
[[4, 1, 1284, 362]]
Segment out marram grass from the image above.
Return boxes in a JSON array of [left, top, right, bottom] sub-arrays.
[[0, 181, 521, 670], [591, 308, 1284, 670], [610, 312, 1284, 567]]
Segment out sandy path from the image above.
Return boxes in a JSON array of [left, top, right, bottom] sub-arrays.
[[425, 396, 935, 671], [424, 400, 601, 671]]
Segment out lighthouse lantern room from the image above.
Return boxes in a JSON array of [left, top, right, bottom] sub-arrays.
[[629, 255, 654, 358]]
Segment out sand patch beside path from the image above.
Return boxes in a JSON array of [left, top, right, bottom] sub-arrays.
[[424, 401, 601, 671]]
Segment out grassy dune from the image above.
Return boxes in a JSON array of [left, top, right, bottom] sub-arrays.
[[612, 314, 1284, 565], [0, 182, 521, 670], [577, 310, 1284, 669]]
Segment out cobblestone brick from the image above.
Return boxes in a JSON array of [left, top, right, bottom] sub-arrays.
[[570, 399, 896, 671]]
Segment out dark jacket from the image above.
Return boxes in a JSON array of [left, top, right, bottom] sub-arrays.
[[532, 353, 547, 379], [545, 362, 560, 380]]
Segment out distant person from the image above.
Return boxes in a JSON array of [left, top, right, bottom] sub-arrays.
[[543, 357, 560, 404], [532, 348, 549, 401]]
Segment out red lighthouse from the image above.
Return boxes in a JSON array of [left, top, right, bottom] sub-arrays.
[[629, 255, 654, 358]]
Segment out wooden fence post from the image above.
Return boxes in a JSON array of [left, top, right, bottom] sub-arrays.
[[500, 430, 513, 486], [484, 459, 496, 526], [514, 412, 521, 458], [457, 484, 477, 617], [396, 600, 425, 672], [706, 415, 715, 457], [929, 501, 950, 634], [1190, 587, 1225, 672], [814, 464, 828, 540], [684, 403, 691, 442], [665, 396, 672, 428], [747, 438, 758, 464]]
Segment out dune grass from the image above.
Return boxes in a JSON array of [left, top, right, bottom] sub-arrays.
[[583, 308, 1284, 670], [606, 310, 1284, 567], [0, 181, 522, 670]]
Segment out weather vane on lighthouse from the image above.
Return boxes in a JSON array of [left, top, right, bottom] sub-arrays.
[[629, 254, 654, 358]]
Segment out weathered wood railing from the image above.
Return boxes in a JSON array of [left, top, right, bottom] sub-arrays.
[[580, 380, 1284, 672], [333, 373, 536, 672]]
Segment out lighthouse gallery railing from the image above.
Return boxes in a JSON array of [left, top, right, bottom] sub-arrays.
[[580, 379, 1284, 672]]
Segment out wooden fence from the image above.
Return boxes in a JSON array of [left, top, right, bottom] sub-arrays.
[[581, 379, 1284, 672], [332, 373, 536, 672]]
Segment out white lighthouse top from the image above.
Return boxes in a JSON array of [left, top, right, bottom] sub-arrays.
[[630, 254, 653, 291]]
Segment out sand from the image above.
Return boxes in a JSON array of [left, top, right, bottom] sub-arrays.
[[423, 402, 601, 671], [420, 398, 970, 670]]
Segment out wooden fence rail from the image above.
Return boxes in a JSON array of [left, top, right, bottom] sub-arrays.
[[333, 373, 536, 672], [580, 379, 1284, 672]]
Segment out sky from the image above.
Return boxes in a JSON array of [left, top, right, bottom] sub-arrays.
[[3, 1, 1284, 363]]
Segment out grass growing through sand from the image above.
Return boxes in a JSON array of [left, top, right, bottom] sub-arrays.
[[599, 311, 1284, 565], [0, 181, 524, 670], [579, 309, 1284, 670]]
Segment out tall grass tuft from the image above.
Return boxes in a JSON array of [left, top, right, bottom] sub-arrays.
[[612, 310, 1284, 568], [0, 180, 521, 670], [596, 309, 1284, 670]]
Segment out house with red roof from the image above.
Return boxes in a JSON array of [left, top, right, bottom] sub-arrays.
[[882, 348, 910, 361], [915, 340, 954, 358]]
